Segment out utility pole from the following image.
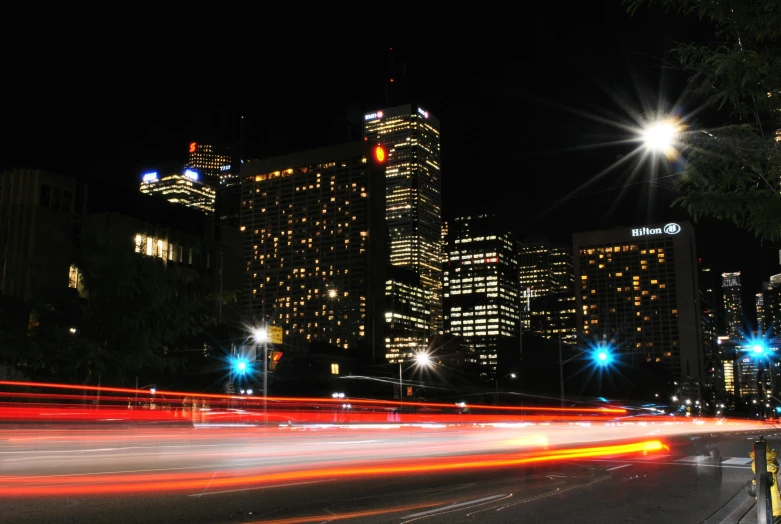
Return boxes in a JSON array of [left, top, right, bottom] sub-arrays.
[[218, 252, 223, 323], [263, 321, 268, 425], [559, 334, 565, 408]]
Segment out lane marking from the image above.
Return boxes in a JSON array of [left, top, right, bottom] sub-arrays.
[[591, 458, 750, 469], [495, 476, 611, 512], [722, 457, 753, 465], [606, 464, 632, 471], [403, 494, 507, 519]]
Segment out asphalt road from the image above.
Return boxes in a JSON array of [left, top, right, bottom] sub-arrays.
[[0, 422, 776, 523]]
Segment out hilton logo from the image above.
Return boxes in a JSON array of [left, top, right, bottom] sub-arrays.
[[663, 223, 681, 235], [631, 223, 682, 237]]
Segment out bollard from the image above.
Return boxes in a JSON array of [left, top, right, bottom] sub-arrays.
[[750, 437, 778, 524]]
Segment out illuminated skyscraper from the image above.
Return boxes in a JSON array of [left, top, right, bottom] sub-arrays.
[[573, 221, 703, 384], [444, 215, 519, 380], [722, 271, 744, 340], [139, 170, 215, 215], [363, 104, 443, 335], [240, 141, 388, 356], [385, 266, 430, 363], [186, 142, 231, 187], [518, 241, 576, 344], [757, 291, 766, 333]]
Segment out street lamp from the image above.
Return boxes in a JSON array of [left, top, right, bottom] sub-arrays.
[[495, 373, 517, 406], [641, 118, 681, 155], [398, 351, 433, 404], [252, 325, 269, 423]]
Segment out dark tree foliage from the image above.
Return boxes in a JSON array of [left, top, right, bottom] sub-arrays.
[[626, 0, 781, 242], [0, 237, 224, 386]]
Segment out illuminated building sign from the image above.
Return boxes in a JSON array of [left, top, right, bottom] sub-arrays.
[[631, 223, 681, 237], [142, 172, 158, 182], [184, 169, 199, 181], [417, 107, 429, 119], [220, 164, 231, 171], [364, 111, 384, 121], [189, 142, 197, 153], [373, 145, 386, 163]]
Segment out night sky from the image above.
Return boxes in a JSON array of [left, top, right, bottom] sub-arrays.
[[2, 2, 776, 324]]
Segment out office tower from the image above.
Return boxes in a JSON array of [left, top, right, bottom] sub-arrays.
[[186, 142, 231, 188], [757, 291, 767, 333], [139, 169, 216, 215], [573, 221, 704, 385], [0, 168, 87, 302], [363, 104, 443, 335], [384, 266, 430, 363], [698, 259, 721, 405], [517, 241, 577, 345], [444, 215, 519, 379], [240, 141, 387, 357], [722, 271, 744, 341]]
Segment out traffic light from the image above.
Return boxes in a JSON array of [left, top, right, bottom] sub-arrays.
[[269, 350, 283, 371], [593, 347, 613, 366], [232, 358, 250, 375]]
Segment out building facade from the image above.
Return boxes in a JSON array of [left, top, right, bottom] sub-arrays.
[[363, 104, 443, 334], [573, 221, 704, 385], [444, 215, 519, 379], [384, 266, 430, 363], [139, 170, 216, 215], [0, 168, 87, 302], [240, 141, 387, 358], [518, 241, 577, 345], [186, 142, 231, 188], [722, 271, 744, 341]]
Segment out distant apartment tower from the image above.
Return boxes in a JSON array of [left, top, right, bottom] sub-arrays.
[[0, 168, 87, 302], [444, 215, 520, 379], [722, 272, 744, 340], [363, 104, 443, 334], [186, 142, 231, 188], [699, 260, 721, 404], [139, 169, 216, 215], [757, 291, 767, 333], [518, 241, 577, 344], [240, 141, 388, 356], [573, 222, 704, 384], [385, 266, 430, 363]]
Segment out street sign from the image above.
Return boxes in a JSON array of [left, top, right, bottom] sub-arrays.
[[225, 381, 235, 394], [269, 325, 283, 345]]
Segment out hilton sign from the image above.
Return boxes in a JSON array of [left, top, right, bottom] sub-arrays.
[[631, 223, 682, 237]]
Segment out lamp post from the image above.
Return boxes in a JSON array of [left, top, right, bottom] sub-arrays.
[[252, 325, 269, 424], [397, 351, 433, 412], [495, 373, 517, 406]]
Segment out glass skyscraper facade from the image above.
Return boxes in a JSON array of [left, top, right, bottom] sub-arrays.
[[444, 215, 519, 379], [722, 271, 744, 341], [363, 104, 443, 337], [186, 142, 231, 188], [139, 170, 216, 215], [518, 242, 577, 345]]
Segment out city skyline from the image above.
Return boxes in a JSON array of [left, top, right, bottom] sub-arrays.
[[2, 8, 778, 324]]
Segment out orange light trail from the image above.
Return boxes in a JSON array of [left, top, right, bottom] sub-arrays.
[[0, 439, 664, 497]]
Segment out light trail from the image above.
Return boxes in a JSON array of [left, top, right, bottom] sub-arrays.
[[0, 439, 666, 497]]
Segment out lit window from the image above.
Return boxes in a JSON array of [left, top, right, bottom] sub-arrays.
[[331, 363, 340, 375]]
